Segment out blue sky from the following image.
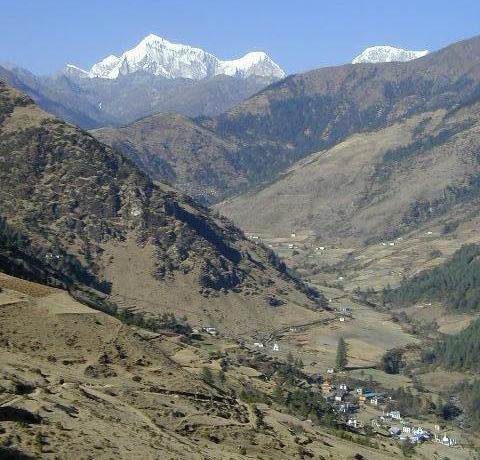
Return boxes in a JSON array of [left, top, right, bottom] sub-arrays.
[[1, 0, 479, 75]]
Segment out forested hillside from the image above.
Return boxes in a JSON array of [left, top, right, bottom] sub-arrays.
[[384, 243, 480, 312], [438, 316, 480, 370]]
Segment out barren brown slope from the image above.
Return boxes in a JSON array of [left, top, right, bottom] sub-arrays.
[[95, 35, 480, 204], [218, 99, 480, 244], [0, 81, 329, 336]]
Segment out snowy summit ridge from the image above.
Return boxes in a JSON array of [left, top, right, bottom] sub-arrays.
[[67, 34, 285, 80], [352, 45, 429, 64]]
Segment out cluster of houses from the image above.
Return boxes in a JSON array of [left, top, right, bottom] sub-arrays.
[[380, 237, 404, 247], [371, 411, 433, 445], [321, 380, 460, 448], [384, 419, 457, 447], [321, 381, 382, 408], [252, 341, 280, 352]]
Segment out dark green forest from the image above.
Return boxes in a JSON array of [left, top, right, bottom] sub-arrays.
[[438, 316, 480, 370], [384, 243, 480, 312]]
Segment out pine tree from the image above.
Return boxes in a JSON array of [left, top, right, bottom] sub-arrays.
[[200, 367, 213, 385], [335, 337, 348, 370], [219, 370, 226, 383]]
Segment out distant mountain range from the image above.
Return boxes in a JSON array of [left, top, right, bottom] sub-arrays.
[[67, 33, 285, 80], [0, 36, 432, 129], [0, 34, 286, 128], [352, 45, 429, 64]]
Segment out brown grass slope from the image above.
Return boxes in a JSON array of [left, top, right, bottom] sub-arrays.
[[0, 81, 329, 336], [95, 35, 480, 204]]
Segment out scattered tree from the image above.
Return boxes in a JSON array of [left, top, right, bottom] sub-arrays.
[[335, 337, 348, 370], [200, 367, 213, 385]]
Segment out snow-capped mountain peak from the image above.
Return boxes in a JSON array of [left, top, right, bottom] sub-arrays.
[[352, 45, 429, 64], [63, 64, 89, 78], [220, 51, 284, 78], [67, 34, 285, 80], [89, 55, 121, 78]]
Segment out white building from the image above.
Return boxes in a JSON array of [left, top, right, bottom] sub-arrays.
[[388, 410, 401, 420], [202, 326, 217, 336]]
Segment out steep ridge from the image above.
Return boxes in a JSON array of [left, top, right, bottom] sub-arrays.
[[0, 81, 328, 335], [96, 35, 480, 204]]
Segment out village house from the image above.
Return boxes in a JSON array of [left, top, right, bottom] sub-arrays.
[[435, 433, 457, 447], [387, 410, 401, 420], [389, 426, 401, 436], [335, 390, 347, 402], [272, 343, 280, 352], [339, 383, 348, 391], [202, 326, 217, 336], [253, 342, 264, 348], [347, 418, 360, 429], [338, 402, 355, 414], [327, 368, 335, 374]]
